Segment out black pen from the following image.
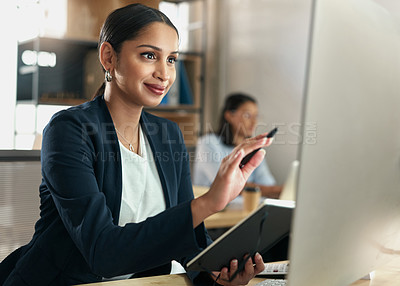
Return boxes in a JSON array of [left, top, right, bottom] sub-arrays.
[[239, 127, 278, 169]]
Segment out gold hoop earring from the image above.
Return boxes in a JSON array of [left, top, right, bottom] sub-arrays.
[[105, 70, 113, 82]]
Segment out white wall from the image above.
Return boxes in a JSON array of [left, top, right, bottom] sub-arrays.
[[217, 0, 312, 183], [0, 3, 17, 149]]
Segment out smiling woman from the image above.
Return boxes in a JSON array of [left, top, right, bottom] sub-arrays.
[[102, 23, 179, 108], [1, 4, 269, 286], [99, 21, 179, 153]]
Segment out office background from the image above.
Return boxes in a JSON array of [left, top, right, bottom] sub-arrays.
[[0, 0, 314, 184], [0, 0, 398, 261]]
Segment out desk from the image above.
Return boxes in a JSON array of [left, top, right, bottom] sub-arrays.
[[81, 274, 263, 286], [81, 257, 400, 285], [204, 208, 249, 229]]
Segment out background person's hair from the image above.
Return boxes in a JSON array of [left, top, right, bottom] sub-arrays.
[[217, 92, 257, 146], [93, 4, 179, 98]]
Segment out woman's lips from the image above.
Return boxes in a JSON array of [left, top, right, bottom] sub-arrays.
[[144, 83, 166, 95]]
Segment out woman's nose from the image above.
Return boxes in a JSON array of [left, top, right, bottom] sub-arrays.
[[154, 62, 171, 82]]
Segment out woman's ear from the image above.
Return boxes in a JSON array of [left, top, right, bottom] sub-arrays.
[[224, 110, 234, 124], [99, 42, 116, 72]]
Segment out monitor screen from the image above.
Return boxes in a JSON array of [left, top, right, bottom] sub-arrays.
[[287, 0, 400, 285]]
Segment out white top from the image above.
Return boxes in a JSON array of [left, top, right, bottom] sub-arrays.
[[192, 133, 276, 187], [118, 126, 166, 226]]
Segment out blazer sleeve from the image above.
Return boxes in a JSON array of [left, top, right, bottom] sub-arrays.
[[168, 130, 214, 284], [41, 110, 205, 278]]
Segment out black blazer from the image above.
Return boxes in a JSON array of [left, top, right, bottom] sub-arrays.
[[1, 96, 212, 285]]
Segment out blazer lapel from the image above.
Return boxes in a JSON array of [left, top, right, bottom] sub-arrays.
[[98, 96, 123, 224], [140, 112, 172, 208]]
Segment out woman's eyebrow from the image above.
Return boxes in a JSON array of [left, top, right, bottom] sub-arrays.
[[136, 44, 179, 54]]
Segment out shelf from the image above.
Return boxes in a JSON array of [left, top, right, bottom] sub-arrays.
[[38, 98, 89, 106], [146, 110, 200, 147], [17, 37, 101, 103], [18, 36, 98, 48]]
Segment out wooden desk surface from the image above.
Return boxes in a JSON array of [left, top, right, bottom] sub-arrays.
[[204, 207, 249, 229], [81, 273, 264, 286], [81, 257, 400, 285]]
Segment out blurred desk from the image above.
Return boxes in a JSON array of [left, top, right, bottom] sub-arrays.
[[204, 208, 248, 229], [192, 185, 250, 229], [81, 257, 400, 285], [81, 273, 264, 286]]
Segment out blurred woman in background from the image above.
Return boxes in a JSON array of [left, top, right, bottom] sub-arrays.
[[193, 92, 282, 198]]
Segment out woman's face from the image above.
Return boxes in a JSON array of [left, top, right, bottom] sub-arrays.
[[226, 101, 259, 138], [112, 22, 179, 107]]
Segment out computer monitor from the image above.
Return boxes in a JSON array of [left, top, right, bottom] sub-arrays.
[[286, 0, 400, 285], [279, 160, 299, 201]]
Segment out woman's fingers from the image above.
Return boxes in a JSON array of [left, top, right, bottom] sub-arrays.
[[254, 132, 269, 140], [219, 266, 230, 284], [230, 259, 239, 277], [240, 149, 266, 177], [240, 254, 256, 281], [237, 136, 271, 158], [242, 136, 268, 152], [205, 133, 273, 215], [214, 254, 264, 285], [253, 252, 266, 275], [222, 133, 272, 176]]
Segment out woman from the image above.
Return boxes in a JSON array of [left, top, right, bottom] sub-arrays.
[[193, 93, 282, 198], [0, 4, 271, 286]]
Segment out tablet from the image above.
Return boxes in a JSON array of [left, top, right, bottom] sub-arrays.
[[186, 199, 295, 272]]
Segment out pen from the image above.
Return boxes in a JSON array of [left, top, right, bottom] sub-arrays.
[[239, 127, 278, 169]]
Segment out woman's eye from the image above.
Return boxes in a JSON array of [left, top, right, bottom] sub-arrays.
[[167, 57, 177, 64], [242, 112, 257, 120], [142, 52, 156, 60]]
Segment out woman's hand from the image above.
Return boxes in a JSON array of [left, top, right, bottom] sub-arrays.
[[191, 133, 273, 227], [212, 252, 265, 285]]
